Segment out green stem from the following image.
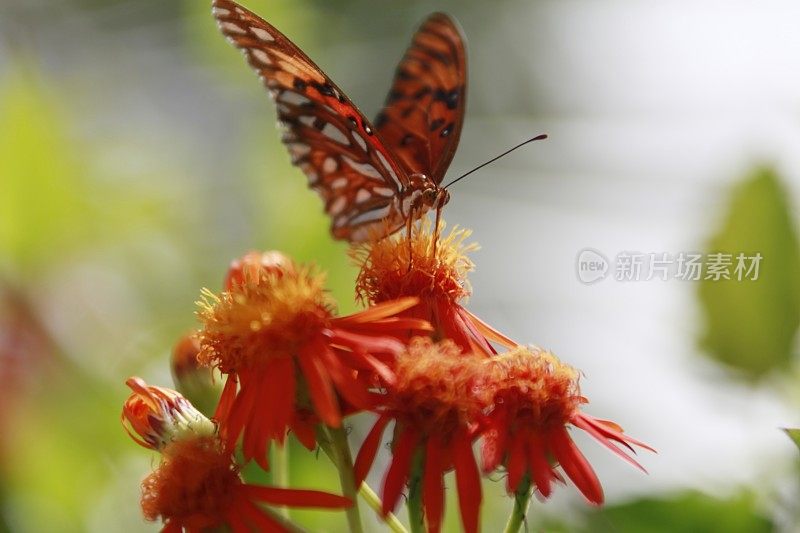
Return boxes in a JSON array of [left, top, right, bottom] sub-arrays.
[[358, 483, 408, 533], [327, 425, 364, 533], [273, 443, 290, 518], [406, 446, 425, 533], [503, 475, 533, 533]]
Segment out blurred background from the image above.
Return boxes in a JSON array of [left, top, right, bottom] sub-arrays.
[[1, 0, 799, 531]]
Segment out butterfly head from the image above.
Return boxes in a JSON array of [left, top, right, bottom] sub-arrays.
[[408, 174, 450, 213]]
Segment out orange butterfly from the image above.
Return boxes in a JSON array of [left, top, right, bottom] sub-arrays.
[[213, 0, 467, 242]]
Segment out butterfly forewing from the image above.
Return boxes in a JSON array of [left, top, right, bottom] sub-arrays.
[[212, 0, 412, 241], [373, 13, 467, 183]]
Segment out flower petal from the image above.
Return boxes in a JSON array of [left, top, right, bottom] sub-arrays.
[[354, 413, 391, 486], [527, 434, 553, 499], [453, 430, 482, 533], [461, 308, 517, 348], [550, 427, 603, 505], [571, 413, 648, 473], [297, 343, 341, 427], [480, 408, 508, 473], [243, 485, 352, 508], [336, 297, 420, 324], [423, 435, 445, 533], [506, 431, 527, 494], [382, 427, 419, 516]]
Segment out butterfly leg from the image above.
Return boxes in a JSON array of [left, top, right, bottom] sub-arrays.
[[432, 205, 443, 261], [406, 207, 415, 272]]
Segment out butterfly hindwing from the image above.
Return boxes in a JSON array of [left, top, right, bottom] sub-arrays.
[[212, 0, 411, 241], [373, 13, 467, 183]]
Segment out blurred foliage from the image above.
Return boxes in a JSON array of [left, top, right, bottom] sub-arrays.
[[784, 428, 800, 452], [698, 167, 800, 380], [543, 490, 775, 533]]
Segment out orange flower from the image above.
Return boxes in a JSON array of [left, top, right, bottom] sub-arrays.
[[122, 376, 216, 451], [479, 346, 654, 504], [353, 220, 513, 354], [197, 251, 430, 469], [354, 338, 486, 533], [141, 435, 351, 533]]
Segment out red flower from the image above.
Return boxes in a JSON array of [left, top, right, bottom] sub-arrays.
[[197, 251, 430, 469], [479, 346, 654, 504], [354, 338, 486, 533], [353, 220, 514, 354], [141, 436, 351, 533]]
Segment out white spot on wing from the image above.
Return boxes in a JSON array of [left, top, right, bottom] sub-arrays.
[[250, 49, 271, 65], [355, 189, 371, 203], [212, 7, 231, 16], [349, 204, 392, 226], [374, 187, 394, 198], [328, 196, 347, 216], [331, 177, 348, 188], [342, 156, 382, 180], [288, 143, 310, 161], [251, 27, 275, 42], [220, 22, 246, 34], [323, 157, 338, 173], [353, 134, 367, 152], [278, 91, 311, 106], [300, 163, 318, 185], [322, 123, 349, 145], [299, 116, 316, 127], [376, 151, 400, 186]]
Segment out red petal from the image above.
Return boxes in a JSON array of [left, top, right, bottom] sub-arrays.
[[527, 434, 553, 499], [297, 344, 340, 427], [480, 409, 508, 473], [550, 427, 603, 505], [452, 431, 482, 533], [330, 328, 405, 356], [336, 297, 420, 324], [462, 308, 517, 348], [423, 435, 445, 533], [243, 485, 352, 508], [354, 413, 391, 486], [381, 428, 419, 516], [576, 413, 656, 453], [225, 375, 258, 450], [453, 306, 495, 355], [214, 374, 238, 426], [506, 432, 527, 494], [336, 349, 396, 386], [571, 414, 648, 472], [234, 498, 285, 533], [343, 317, 433, 334], [290, 416, 317, 450], [318, 347, 373, 410]]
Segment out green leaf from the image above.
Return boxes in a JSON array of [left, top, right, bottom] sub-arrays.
[[783, 428, 800, 451], [0, 71, 89, 270], [698, 167, 800, 380], [570, 491, 773, 533]]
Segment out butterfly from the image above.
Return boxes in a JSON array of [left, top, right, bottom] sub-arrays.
[[212, 0, 466, 242]]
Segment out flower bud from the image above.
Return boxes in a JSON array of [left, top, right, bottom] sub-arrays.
[[122, 377, 215, 451]]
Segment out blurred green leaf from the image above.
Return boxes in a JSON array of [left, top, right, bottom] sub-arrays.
[[565, 490, 774, 533], [698, 167, 800, 379], [0, 72, 90, 271], [783, 428, 800, 451]]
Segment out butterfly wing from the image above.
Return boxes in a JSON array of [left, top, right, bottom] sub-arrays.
[[212, 0, 411, 242], [373, 13, 467, 183]]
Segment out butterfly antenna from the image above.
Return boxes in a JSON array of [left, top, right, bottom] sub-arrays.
[[442, 134, 548, 189]]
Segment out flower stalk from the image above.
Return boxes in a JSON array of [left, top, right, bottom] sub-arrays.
[[328, 425, 365, 533], [503, 474, 532, 533], [406, 446, 426, 533]]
